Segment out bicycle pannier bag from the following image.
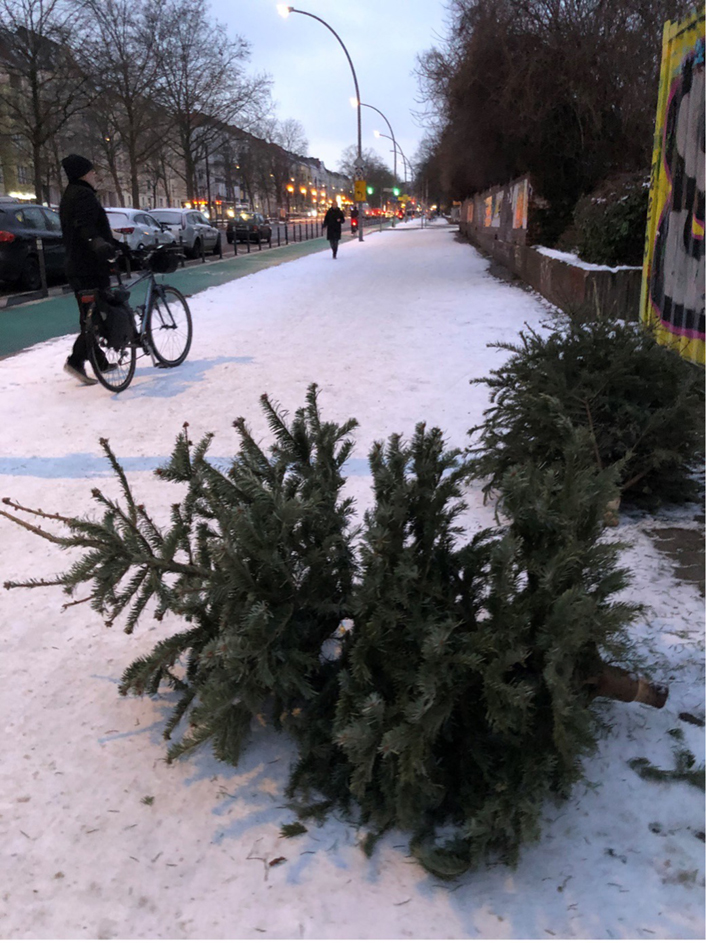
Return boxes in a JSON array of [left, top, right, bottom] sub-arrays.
[[97, 287, 134, 350]]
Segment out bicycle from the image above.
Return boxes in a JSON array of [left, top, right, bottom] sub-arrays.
[[80, 246, 192, 393]]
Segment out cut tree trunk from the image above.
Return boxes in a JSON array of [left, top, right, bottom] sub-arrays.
[[585, 662, 668, 708]]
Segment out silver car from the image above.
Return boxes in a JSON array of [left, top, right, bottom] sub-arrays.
[[150, 208, 221, 258], [105, 207, 177, 258]]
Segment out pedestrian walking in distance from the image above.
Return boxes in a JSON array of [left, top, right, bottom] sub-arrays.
[[59, 154, 119, 385], [323, 202, 345, 259]]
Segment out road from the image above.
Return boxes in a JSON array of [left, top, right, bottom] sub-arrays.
[[0, 216, 386, 302]]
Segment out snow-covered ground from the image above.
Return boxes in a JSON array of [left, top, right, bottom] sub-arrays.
[[0, 224, 704, 939], [533, 245, 641, 273]]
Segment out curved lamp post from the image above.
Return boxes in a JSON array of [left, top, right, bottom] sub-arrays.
[[352, 99, 397, 184], [374, 131, 413, 212], [375, 131, 410, 183], [278, 5, 364, 242]]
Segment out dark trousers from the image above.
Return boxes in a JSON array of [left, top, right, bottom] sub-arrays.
[[328, 237, 339, 258], [68, 275, 109, 366]]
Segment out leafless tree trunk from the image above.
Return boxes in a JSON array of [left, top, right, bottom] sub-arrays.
[[0, 0, 92, 203]]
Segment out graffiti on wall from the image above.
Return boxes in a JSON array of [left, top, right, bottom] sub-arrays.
[[491, 191, 503, 228], [641, 9, 705, 365], [512, 180, 529, 229]]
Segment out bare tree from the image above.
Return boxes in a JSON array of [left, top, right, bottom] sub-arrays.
[[415, 0, 697, 234], [0, 0, 91, 202], [74, 0, 168, 207], [260, 119, 309, 215], [274, 118, 308, 157], [339, 145, 394, 190], [151, 0, 273, 202]]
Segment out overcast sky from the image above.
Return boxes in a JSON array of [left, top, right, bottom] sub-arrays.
[[211, 0, 450, 176]]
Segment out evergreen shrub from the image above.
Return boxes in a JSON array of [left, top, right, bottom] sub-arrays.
[[558, 172, 649, 267], [470, 318, 705, 510], [2, 385, 662, 878]]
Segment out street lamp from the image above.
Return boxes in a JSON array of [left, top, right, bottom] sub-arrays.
[[278, 5, 364, 242], [374, 131, 413, 207], [352, 99, 397, 184]]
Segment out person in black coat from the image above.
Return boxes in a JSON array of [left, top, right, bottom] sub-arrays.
[[59, 154, 118, 384], [322, 202, 346, 258]]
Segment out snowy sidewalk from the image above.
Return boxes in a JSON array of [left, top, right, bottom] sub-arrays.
[[0, 223, 704, 939]]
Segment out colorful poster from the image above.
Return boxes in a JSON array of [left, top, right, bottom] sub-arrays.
[[641, 9, 705, 365], [513, 181, 528, 230], [484, 196, 492, 227], [491, 191, 503, 228]]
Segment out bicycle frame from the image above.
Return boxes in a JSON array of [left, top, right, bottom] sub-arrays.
[[116, 265, 175, 360]]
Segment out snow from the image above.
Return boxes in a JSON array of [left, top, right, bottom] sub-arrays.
[[0, 225, 704, 940], [533, 246, 642, 273]]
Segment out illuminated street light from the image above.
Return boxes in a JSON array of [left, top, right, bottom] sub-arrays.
[[278, 5, 363, 242]]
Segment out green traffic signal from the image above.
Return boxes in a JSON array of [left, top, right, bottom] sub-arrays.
[[366, 186, 374, 195], [392, 187, 400, 197]]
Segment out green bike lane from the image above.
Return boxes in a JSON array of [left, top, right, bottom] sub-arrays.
[[0, 236, 332, 359]]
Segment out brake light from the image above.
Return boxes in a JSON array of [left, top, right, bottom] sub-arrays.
[[115, 227, 135, 234], [80, 293, 95, 304], [0, 230, 16, 243]]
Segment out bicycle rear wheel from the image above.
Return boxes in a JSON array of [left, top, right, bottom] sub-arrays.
[[87, 313, 136, 392], [147, 286, 192, 367]]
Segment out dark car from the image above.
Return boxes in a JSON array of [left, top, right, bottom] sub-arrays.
[[226, 212, 272, 245], [0, 201, 66, 290]]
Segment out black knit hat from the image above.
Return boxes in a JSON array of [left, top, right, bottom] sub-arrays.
[[61, 154, 94, 181]]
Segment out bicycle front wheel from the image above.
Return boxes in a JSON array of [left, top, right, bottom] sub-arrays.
[[87, 315, 136, 393], [147, 286, 192, 367]]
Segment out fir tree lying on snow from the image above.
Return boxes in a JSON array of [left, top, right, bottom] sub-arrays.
[[1, 385, 668, 878], [469, 318, 705, 510]]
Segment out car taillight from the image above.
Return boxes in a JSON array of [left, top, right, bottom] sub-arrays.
[[115, 227, 135, 234], [0, 230, 16, 243]]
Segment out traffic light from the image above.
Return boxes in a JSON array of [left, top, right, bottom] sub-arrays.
[[366, 186, 374, 195], [392, 187, 400, 197]]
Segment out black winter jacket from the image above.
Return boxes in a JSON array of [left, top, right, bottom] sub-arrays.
[[323, 206, 345, 241], [59, 179, 115, 286]]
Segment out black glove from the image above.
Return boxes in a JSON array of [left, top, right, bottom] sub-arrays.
[[89, 237, 116, 261]]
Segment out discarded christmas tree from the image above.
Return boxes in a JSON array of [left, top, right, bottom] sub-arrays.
[[292, 424, 663, 878], [1, 385, 668, 878], [470, 318, 705, 509], [3, 385, 359, 765]]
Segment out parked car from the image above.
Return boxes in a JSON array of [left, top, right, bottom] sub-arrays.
[[226, 212, 272, 245], [105, 207, 176, 259], [0, 201, 66, 291], [150, 207, 221, 258]]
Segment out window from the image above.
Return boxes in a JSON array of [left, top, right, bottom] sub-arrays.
[[42, 208, 62, 232], [13, 206, 45, 229], [153, 211, 182, 224], [106, 211, 129, 227], [17, 165, 30, 185]]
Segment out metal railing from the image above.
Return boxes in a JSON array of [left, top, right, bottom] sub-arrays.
[[1, 215, 387, 308]]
